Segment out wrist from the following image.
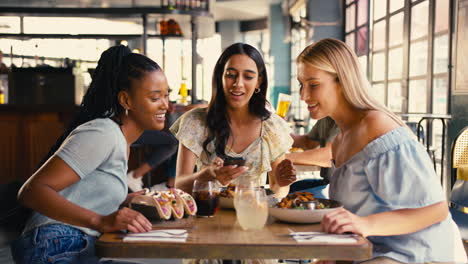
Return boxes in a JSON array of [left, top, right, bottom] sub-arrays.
[[89, 214, 103, 232], [361, 215, 374, 237]]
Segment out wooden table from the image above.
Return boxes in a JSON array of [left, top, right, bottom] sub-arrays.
[[96, 210, 372, 260]]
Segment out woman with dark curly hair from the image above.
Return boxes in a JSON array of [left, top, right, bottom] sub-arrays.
[[171, 43, 296, 197], [11, 45, 168, 263]]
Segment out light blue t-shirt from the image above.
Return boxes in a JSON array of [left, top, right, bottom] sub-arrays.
[[23, 118, 128, 237], [329, 126, 466, 263]]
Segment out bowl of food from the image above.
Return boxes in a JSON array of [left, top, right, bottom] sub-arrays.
[[219, 184, 235, 209], [268, 191, 342, 224]]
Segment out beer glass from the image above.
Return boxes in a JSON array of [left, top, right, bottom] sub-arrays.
[[276, 93, 292, 118]]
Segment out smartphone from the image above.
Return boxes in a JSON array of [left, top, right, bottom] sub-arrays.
[[223, 157, 246, 167]]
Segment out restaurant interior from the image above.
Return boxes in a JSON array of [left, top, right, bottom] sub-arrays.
[[0, 0, 468, 263]]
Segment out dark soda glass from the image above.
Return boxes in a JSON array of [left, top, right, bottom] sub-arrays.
[[193, 190, 219, 217]]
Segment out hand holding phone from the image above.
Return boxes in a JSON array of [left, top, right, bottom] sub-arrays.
[[223, 157, 246, 167]]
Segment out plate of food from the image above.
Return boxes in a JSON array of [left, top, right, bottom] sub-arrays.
[[268, 191, 342, 224], [219, 184, 235, 209]]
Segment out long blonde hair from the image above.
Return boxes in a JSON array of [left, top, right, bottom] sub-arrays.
[[297, 38, 405, 127]]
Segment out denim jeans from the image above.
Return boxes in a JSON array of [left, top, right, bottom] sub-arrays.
[[11, 224, 100, 264]]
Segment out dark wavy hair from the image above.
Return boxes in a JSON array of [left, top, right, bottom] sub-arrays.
[[202, 43, 270, 159], [40, 45, 162, 165]]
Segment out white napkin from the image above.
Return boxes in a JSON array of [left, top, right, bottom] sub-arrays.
[[123, 229, 188, 243], [291, 231, 358, 244]]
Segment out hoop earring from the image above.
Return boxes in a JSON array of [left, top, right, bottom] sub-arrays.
[[255, 88, 261, 94]]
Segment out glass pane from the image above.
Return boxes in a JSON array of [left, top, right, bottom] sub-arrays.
[[409, 40, 428, 77], [357, 26, 369, 56], [0, 16, 20, 33], [389, 12, 404, 47], [2, 38, 110, 62], [346, 4, 356, 33], [373, 0, 387, 20], [369, 83, 386, 105], [408, 79, 427, 112], [435, 0, 449, 33], [372, 52, 385, 81], [388, 47, 403, 79], [388, 82, 403, 112], [433, 34, 449, 74], [346, 32, 356, 51], [390, 0, 405, 13], [358, 55, 368, 73], [410, 1, 429, 40], [24, 17, 142, 34], [433, 77, 448, 114], [357, 0, 369, 26], [373, 20, 386, 50]]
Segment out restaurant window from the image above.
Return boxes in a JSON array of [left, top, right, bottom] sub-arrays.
[[289, 3, 309, 131], [0, 16, 221, 104], [345, 0, 370, 76], [242, 30, 272, 103], [345, 0, 451, 178]]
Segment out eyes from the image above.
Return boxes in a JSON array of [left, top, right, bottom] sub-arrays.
[[298, 82, 319, 92], [151, 93, 169, 102], [225, 71, 255, 81]]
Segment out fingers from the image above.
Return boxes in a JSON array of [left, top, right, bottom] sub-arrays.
[[276, 159, 297, 186], [117, 208, 152, 233], [212, 157, 224, 168], [215, 166, 248, 185]]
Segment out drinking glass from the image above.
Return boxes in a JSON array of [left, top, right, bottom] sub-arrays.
[[276, 93, 292, 118], [192, 180, 220, 217], [234, 185, 268, 230]]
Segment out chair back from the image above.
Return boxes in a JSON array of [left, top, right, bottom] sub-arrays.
[[452, 126, 468, 185], [449, 127, 468, 241]]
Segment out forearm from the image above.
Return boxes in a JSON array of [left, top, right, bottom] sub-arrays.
[[364, 201, 448, 236], [291, 134, 319, 149], [19, 182, 102, 230], [174, 172, 201, 194], [286, 148, 332, 167]]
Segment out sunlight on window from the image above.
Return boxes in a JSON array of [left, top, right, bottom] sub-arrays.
[[24, 17, 142, 34], [0, 16, 21, 33]]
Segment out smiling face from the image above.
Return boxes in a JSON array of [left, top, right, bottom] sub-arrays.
[[222, 54, 262, 110], [297, 62, 341, 120], [126, 70, 169, 131]]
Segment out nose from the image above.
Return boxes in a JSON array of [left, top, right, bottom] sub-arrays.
[[234, 76, 244, 88], [300, 86, 309, 101], [162, 97, 169, 109]]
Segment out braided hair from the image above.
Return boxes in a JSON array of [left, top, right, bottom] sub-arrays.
[[202, 43, 270, 159], [41, 45, 161, 165]]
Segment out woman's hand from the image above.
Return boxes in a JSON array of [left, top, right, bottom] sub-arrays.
[[275, 159, 296, 187], [198, 157, 248, 186], [321, 207, 370, 237], [93, 207, 153, 234]]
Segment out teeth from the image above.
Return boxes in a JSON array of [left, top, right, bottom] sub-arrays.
[[156, 114, 165, 118], [308, 103, 318, 107], [231, 92, 244, 96]]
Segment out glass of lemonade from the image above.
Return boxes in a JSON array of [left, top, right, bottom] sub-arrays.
[[234, 184, 268, 230]]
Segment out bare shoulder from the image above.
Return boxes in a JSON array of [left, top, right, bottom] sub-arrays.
[[361, 110, 401, 141]]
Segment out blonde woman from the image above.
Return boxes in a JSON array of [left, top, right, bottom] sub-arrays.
[[296, 38, 466, 263]]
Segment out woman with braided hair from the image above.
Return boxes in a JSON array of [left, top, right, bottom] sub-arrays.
[[11, 45, 169, 263]]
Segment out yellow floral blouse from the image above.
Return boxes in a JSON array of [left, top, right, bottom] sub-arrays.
[[170, 107, 293, 186]]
